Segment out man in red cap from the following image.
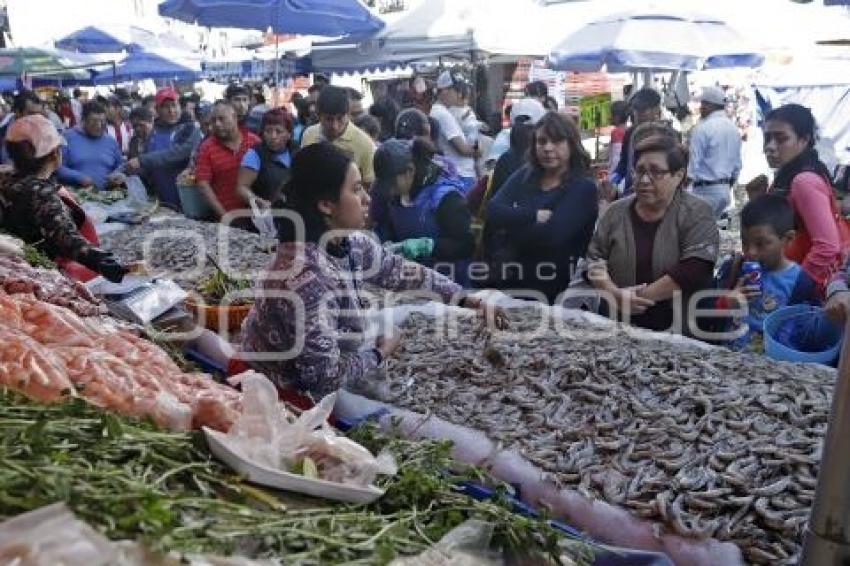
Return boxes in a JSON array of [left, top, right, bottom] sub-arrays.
[[124, 87, 201, 210]]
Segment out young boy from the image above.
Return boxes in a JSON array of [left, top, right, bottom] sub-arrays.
[[715, 194, 819, 350]]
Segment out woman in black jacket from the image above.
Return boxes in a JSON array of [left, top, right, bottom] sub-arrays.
[[236, 108, 294, 209], [373, 138, 475, 285], [486, 112, 598, 303]]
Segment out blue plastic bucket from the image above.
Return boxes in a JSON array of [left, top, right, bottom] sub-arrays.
[[177, 183, 215, 220], [763, 304, 842, 365]]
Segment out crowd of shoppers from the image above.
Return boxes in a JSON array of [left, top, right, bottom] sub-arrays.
[[0, 72, 845, 357]]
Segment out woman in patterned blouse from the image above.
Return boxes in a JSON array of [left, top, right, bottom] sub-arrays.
[[239, 142, 506, 399]]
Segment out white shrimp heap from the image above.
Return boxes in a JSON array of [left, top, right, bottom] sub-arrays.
[[386, 308, 833, 565]]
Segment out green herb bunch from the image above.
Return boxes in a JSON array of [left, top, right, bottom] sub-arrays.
[[0, 391, 592, 565]]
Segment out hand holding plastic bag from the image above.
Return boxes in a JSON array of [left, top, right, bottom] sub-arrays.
[[125, 175, 149, 207], [250, 197, 277, 240]]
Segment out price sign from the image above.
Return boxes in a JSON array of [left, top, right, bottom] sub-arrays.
[[579, 93, 612, 131]]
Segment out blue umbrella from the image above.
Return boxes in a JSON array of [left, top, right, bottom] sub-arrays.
[[55, 25, 161, 54], [549, 9, 764, 72], [158, 0, 384, 36], [93, 50, 200, 83]]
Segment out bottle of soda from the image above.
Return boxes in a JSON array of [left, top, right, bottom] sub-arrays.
[[740, 260, 762, 290]]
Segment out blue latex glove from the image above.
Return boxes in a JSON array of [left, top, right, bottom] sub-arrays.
[[400, 237, 434, 260]]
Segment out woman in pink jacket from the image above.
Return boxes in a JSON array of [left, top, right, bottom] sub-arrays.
[[757, 104, 848, 292]]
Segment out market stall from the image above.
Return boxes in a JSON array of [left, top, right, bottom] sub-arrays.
[[92, 49, 202, 85], [66, 180, 835, 564], [3, 160, 842, 564], [309, 0, 558, 74], [0, 231, 609, 565]]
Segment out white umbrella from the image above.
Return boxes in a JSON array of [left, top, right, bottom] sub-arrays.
[[548, 8, 764, 72]]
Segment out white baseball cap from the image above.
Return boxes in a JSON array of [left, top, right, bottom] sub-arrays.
[[6, 114, 66, 158], [695, 86, 726, 106], [509, 97, 547, 125], [436, 70, 467, 91]]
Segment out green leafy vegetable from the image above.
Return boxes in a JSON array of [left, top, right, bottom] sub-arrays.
[[0, 391, 593, 564], [197, 267, 252, 305]]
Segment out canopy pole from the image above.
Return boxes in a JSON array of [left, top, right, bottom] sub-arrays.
[[112, 60, 117, 88], [469, 47, 476, 113], [274, 34, 280, 106], [801, 316, 850, 565]]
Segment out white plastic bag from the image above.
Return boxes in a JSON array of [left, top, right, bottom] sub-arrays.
[[389, 520, 501, 566], [0, 503, 117, 566], [250, 198, 277, 240], [226, 372, 396, 487], [151, 391, 193, 432], [125, 175, 149, 207], [286, 393, 397, 486], [0, 234, 23, 256]]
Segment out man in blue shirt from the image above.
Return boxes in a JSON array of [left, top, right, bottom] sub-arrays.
[[124, 87, 201, 210], [58, 100, 124, 190], [687, 86, 742, 219]]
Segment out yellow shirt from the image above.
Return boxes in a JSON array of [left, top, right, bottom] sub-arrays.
[[301, 122, 376, 184]]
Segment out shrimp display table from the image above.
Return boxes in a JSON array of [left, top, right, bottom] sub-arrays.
[[337, 301, 834, 565]]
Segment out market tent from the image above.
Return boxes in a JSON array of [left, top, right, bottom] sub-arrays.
[[310, 0, 561, 73], [200, 47, 309, 81], [93, 49, 201, 84], [548, 8, 763, 72], [55, 25, 162, 54], [753, 57, 850, 170], [0, 47, 94, 81], [158, 0, 384, 37]]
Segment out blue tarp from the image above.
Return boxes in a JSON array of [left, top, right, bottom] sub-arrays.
[[201, 56, 310, 79], [93, 50, 199, 84], [55, 25, 160, 54], [158, 0, 384, 37]]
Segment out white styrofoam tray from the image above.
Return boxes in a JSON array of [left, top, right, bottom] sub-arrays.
[[203, 427, 385, 504]]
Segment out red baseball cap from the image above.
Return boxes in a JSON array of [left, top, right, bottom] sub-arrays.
[[154, 87, 179, 106]]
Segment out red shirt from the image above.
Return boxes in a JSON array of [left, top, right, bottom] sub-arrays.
[[238, 123, 255, 139], [194, 131, 261, 212], [610, 124, 626, 144]]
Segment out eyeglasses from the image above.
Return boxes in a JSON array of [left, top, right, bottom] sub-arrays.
[[631, 167, 671, 182]]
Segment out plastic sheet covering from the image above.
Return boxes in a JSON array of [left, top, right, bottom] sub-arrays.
[[0, 502, 117, 566], [388, 520, 502, 566], [335, 299, 743, 565], [0, 502, 280, 566]]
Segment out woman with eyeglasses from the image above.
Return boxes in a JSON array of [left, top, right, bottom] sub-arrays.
[[586, 125, 719, 334], [749, 104, 847, 293]]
